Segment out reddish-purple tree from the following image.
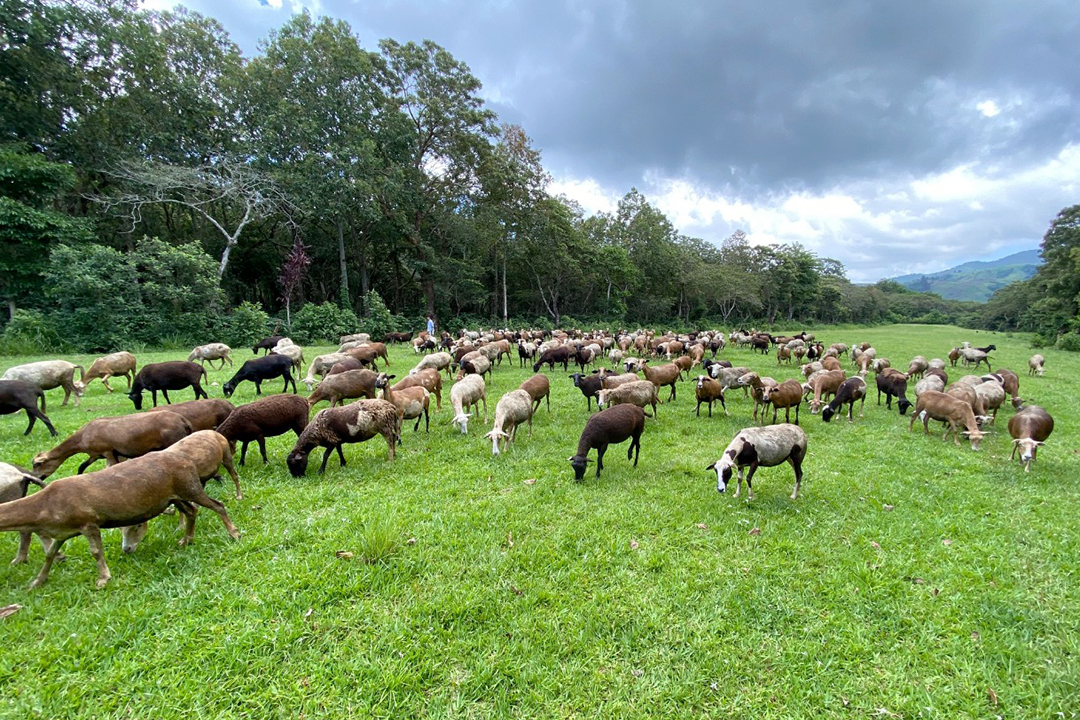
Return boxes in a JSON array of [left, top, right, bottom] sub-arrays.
[[278, 236, 312, 329]]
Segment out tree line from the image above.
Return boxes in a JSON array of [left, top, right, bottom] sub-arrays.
[[1, 1, 1072, 351]]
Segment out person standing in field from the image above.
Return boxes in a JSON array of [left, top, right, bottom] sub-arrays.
[[426, 313, 436, 337]]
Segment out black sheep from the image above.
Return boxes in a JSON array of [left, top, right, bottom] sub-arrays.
[[821, 377, 867, 423], [216, 394, 310, 465], [569, 372, 603, 411], [568, 404, 645, 481], [223, 354, 297, 397], [875, 372, 912, 415], [128, 361, 209, 410], [533, 345, 571, 373], [0, 380, 57, 436], [252, 335, 286, 355]]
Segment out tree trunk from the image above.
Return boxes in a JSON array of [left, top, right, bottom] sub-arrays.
[[502, 254, 508, 322], [6, 299, 15, 321], [337, 218, 350, 308], [218, 237, 237, 280]]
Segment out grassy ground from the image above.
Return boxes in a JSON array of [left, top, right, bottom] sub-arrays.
[[0, 325, 1077, 719]]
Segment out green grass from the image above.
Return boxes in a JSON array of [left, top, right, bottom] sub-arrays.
[[1, 325, 1078, 719]]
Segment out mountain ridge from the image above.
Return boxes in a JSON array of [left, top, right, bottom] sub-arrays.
[[889, 249, 1041, 302]]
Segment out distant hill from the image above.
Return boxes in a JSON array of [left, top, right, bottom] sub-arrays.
[[891, 249, 1042, 302]]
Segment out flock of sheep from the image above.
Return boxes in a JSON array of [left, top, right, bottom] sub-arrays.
[[0, 328, 1055, 590]]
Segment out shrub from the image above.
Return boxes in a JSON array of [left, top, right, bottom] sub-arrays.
[[222, 301, 272, 348], [291, 302, 359, 345], [0, 309, 66, 355], [1055, 332, 1080, 352], [358, 290, 394, 339]]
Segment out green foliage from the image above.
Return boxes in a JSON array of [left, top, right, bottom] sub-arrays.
[[0, 308, 64, 354], [222, 301, 272, 348], [358, 290, 395, 339], [291, 301, 359, 344], [131, 237, 224, 342], [1055, 332, 1080, 352]]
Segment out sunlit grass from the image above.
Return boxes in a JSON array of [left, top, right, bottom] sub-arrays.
[[1, 325, 1077, 718]]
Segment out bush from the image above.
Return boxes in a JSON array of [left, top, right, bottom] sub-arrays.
[[0, 309, 66, 355], [1055, 332, 1080, 352], [223, 301, 272, 349], [358, 291, 394, 340], [291, 302, 360, 345]]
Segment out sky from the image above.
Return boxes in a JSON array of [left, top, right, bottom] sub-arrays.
[[142, 0, 1080, 282]]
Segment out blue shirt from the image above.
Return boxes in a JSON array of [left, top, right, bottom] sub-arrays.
[[427, 318, 435, 335]]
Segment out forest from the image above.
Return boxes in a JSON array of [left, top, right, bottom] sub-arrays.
[[2, 0, 1077, 352]]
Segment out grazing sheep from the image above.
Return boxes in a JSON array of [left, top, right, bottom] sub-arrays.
[[222, 354, 297, 397], [270, 342, 305, 373], [907, 356, 929, 380], [286, 399, 401, 476], [762, 379, 803, 425], [959, 347, 991, 371], [640, 361, 681, 402], [32, 411, 194, 478], [252, 336, 286, 355], [187, 343, 233, 369], [0, 449, 240, 589], [0, 380, 57, 436], [739, 372, 779, 423], [533, 345, 572, 373], [1008, 406, 1054, 472], [693, 375, 726, 417], [875, 370, 912, 415], [391, 369, 443, 411], [327, 358, 365, 377], [149, 398, 234, 432], [973, 379, 1007, 424], [1028, 354, 1045, 377], [411, 351, 454, 379], [1, 462, 48, 565], [128, 361, 209, 409], [301, 352, 352, 392], [821, 377, 867, 423], [597, 380, 660, 420], [449, 374, 488, 434], [1, 360, 85, 407], [909, 390, 985, 450], [569, 372, 603, 411], [707, 424, 807, 500], [339, 333, 371, 346], [454, 353, 492, 383], [806, 369, 846, 414], [914, 374, 946, 398], [485, 389, 535, 455], [519, 374, 550, 414], [928, 358, 946, 371], [215, 394, 310, 466], [568, 404, 645, 481], [346, 342, 389, 368], [306, 369, 378, 408], [375, 373, 431, 435], [81, 351, 138, 393]]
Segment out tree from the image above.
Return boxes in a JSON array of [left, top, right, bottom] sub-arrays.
[[278, 235, 311, 329]]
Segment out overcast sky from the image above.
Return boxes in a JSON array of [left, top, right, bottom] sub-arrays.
[[144, 0, 1080, 282]]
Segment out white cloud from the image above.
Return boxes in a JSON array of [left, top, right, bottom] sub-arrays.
[[977, 100, 1001, 117], [547, 176, 620, 216]]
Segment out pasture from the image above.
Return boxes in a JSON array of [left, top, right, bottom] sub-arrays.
[[1, 324, 1077, 719]]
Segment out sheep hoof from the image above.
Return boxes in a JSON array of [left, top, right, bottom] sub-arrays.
[[95, 576, 111, 589]]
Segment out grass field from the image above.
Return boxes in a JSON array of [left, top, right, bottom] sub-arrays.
[[1, 325, 1077, 719]]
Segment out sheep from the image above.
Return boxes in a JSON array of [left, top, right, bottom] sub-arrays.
[[673, 354, 694, 378], [222, 354, 297, 397], [872, 358, 891, 374], [907, 355, 929, 380], [411, 351, 454, 379], [286, 399, 400, 476], [301, 352, 352, 391], [0, 449, 240, 589], [990, 368, 1024, 410], [391, 369, 443, 411], [147, 397, 234, 434], [346, 342, 389, 368], [973, 379, 1007, 424], [533, 345, 572, 373], [32, 411, 194, 478], [776, 345, 792, 365], [449, 374, 488, 434], [693, 375, 726, 417], [1028, 354, 1045, 377], [855, 353, 873, 376], [707, 424, 807, 500], [711, 366, 753, 398], [519, 374, 550, 414], [599, 370, 642, 390], [948, 347, 961, 367], [339, 333, 371, 345], [821, 377, 867, 423], [81, 351, 137, 393], [186, 343, 233, 369], [1, 462, 48, 565], [806, 369, 846, 414], [327, 357, 365, 377], [909, 390, 986, 450], [385, 331, 412, 344], [1008, 406, 1054, 472], [518, 341, 538, 367], [608, 348, 625, 367], [927, 358, 946, 371], [270, 342, 305, 373], [597, 380, 660, 419], [215, 394, 310, 466], [640, 361, 681, 402], [762, 379, 803, 425], [374, 373, 431, 435], [1, 360, 85, 407], [252, 335, 286, 354], [568, 404, 644, 481], [569, 372, 603, 411], [875, 370, 912, 415], [306, 368, 378, 408], [454, 353, 492, 383], [623, 357, 646, 373], [739, 372, 779, 423], [914, 374, 945, 398], [944, 383, 990, 425], [128, 361, 209, 410], [484, 389, 535, 455], [0, 380, 57, 436], [959, 347, 991, 371]]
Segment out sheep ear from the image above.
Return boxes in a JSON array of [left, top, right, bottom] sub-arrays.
[[567, 456, 574, 462], [1012, 439, 1021, 445], [704, 462, 715, 471], [1036, 441, 1045, 446]]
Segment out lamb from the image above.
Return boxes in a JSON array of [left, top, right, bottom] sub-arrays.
[[738, 372, 779, 423], [533, 345, 572, 373], [305, 368, 378, 408], [874, 370, 912, 415], [693, 375, 726, 417], [821, 377, 867, 423], [411, 351, 454, 379], [252, 335, 286, 354], [449, 374, 488, 434], [0, 380, 57, 436], [215, 394, 310, 466], [1028, 354, 1045, 377], [222, 354, 297, 397], [570, 372, 603, 411], [128, 361, 209, 409], [186, 343, 233, 369], [270, 342, 305, 373], [707, 424, 807, 500], [81, 351, 137, 393], [375, 373, 431, 435], [597, 380, 660, 419], [1, 360, 85, 407], [484, 389, 535, 455], [568, 404, 644, 481], [910, 390, 986, 450], [286, 399, 401, 476], [1, 462, 47, 565], [806, 369, 846, 414], [907, 355, 929, 380], [0, 449, 240, 589], [519, 374, 550, 414], [391, 369, 443, 411], [762, 379, 803, 425], [640, 361, 681, 402], [144, 398, 234, 433], [1008, 406, 1054, 472], [301, 352, 353, 391], [32, 411, 194, 478]]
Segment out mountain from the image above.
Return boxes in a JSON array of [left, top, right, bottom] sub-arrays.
[[890, 249, 1042, 302]]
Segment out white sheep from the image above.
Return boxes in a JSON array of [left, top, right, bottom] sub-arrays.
[[450, 374, 488, 434], [707, 424, 808, 500], [484, 389, 534, 455], [1, 360, 85, 407], [187, 343, 233, 369]]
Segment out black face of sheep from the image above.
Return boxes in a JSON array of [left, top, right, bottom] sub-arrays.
[[286, 449, 310, 477], [128, 390, 144, 410], [897, 398, 912, 415], [569, 455, 591, 481]]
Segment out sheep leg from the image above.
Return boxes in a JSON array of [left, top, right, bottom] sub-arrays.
[[221, 451, 242, 500], [254, 380, 262, 396], [317, 446, 334, 473], [25, 407, 57, 437], [733, 467, 744, 498], [546, 393, 550, 412], [184, 489, 240, 541], [745, 464, 758, 501], [413, 414, 422, 433], [696, 399, 703, 416], [160, 389, 170, 406], [595, 445, 607, 478], [11, 532, 33, 565], [77, 455, 103, 474], [628, 434, 641, 466], [102, 375, 114, 392], [28, 534, 72, 590], [79, 526, 112, 589], [788, 448, 805, 500]]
